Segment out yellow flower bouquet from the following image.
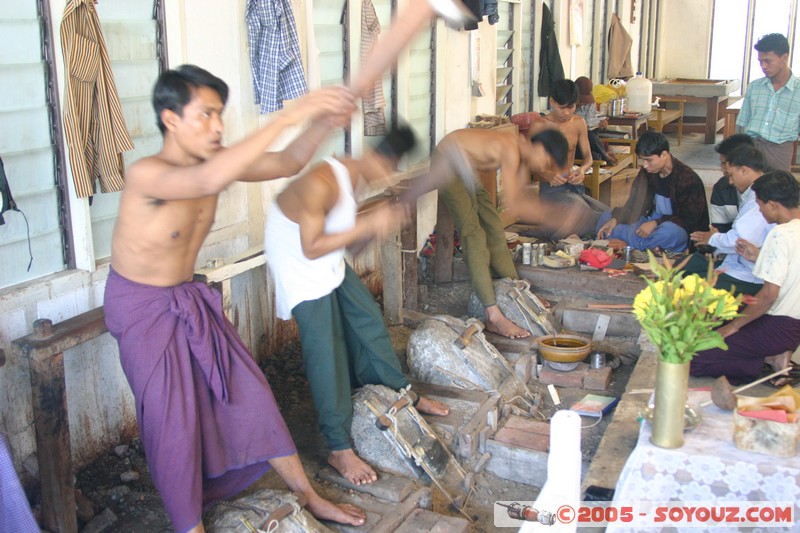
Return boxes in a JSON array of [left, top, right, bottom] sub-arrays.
[[633, 252, 741, 364]]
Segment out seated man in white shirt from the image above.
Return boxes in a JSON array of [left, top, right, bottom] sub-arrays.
[[691, 171, 800, 385], [684, 146, 774, 296]]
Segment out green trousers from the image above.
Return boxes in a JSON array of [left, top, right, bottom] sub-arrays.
[[292, 265, 409, 451], [439, 174, 518, 307]]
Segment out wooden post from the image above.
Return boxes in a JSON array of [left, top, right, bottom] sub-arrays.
[[27, 319, 78, 533], [30, 351, 77, 533], [13, 309, 108, 533], [434, 199, 454, 283], [381, 228, 403, 325], [401, 207, 418, 311]]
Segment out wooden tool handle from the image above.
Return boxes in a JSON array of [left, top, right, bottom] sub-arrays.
[[454, 324, 480, 349], [732, 367, 792, 394], [699, 367, 791, 407]]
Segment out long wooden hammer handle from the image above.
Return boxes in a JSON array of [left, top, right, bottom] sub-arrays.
[[699, 367, 791, 407]]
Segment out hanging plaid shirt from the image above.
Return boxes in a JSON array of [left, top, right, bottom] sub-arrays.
[[737, 74, 800, 144], [246, 0, 308, 114]]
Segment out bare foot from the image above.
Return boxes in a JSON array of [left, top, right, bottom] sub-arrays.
[[484, 305, 530, 339], [306, 492, 367, 526], [328, 449, 377, 485], [765, 351, 793, 373], [415, 396, 450, 416]]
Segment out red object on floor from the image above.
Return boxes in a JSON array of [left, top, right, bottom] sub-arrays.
[[580, 248, 614, 269]]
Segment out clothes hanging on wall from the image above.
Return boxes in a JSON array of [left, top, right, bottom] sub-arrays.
[[462, 0, 483, 30], [60, 0, 134, 199], [483, 0, 499, 25], [361, 0, 387, 136], [0, 156, 16, 226], [538, 3, 565, 97], [607, 13, 634, 79], [0, 156, 33, 271], [246, 0, 308, 114]]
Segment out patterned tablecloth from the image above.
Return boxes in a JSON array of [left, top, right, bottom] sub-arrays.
[[607, 391, 800, 532]]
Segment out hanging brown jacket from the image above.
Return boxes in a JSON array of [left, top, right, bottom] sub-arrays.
[[607, 13, 633, 79]]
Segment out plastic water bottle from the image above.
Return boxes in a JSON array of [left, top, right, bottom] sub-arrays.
[[626, 72, 653, 114]]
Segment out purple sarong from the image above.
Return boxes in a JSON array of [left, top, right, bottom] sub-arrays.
[[104, 268, 296, 533]]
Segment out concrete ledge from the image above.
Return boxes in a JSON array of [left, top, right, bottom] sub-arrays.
[[518, 265, 646, 301], [581, 333, 657, 496]]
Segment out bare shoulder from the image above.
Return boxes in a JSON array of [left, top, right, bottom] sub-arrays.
[[567, 114, 588, 131], [123, 155, 172, 192], [279, 161, 339, 216]]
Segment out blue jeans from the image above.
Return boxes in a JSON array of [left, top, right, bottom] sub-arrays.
[[595, 210, 689, 252]]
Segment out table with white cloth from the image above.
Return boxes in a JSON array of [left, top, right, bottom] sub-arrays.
[[607, 390, 800, 532]]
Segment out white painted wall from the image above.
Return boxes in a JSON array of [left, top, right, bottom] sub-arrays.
[[655, 0, 714, 79]]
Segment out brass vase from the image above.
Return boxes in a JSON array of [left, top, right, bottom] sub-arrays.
[[650, 359, 690, 448]]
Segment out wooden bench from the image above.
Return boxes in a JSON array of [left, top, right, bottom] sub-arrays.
[[10, 250, 295, 533], [578, 137, 638, 205], [12, 309, 108, 533], [647, 97, 686, 145]]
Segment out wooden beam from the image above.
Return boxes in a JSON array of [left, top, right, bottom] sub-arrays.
[[12, 312, 109, 533], [381, 228, 403, 325], [401, 206, 418, 311], [13, 309, 107, 363], [433, 199, 454, 283], [29, 353, 77, 533]]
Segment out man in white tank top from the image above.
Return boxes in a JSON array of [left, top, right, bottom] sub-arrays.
[[266, 126, 450, 486]]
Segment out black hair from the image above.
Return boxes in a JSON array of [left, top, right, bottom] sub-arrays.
[[715, 133, 754, 156], [725, 145, 766, 172], [530, 129, 569, 168], [752, 171, 800, 209], [549, 79, 579, 107], [153, 64, 229, 134], [373, 123, 418, 160], [754, 33, 790, 56], [635, 130, 670, 157]]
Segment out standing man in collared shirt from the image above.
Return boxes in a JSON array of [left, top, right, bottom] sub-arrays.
[[736, 33, 800, 172], [687, 146, 775, 296]]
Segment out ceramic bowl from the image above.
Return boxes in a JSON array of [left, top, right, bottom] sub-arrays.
[[537, 334, 592, 363]]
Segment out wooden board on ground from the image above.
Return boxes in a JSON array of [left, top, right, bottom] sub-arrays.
[[412, 381, 501, 459], [325, 487, 433, 533], [394, 508, 471, 533]]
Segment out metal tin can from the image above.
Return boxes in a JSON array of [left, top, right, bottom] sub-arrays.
[[537, 243, 546, 265], [522, 243, 532, 265], [625, 246, 633, 262], [590, 351, 606, 369]]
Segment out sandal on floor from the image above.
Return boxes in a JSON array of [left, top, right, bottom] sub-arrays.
[[761, 360, 800, 376], [767, 374, 800, 389]]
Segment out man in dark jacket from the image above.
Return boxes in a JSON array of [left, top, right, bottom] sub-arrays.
[[595, 130, 708, 252]]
